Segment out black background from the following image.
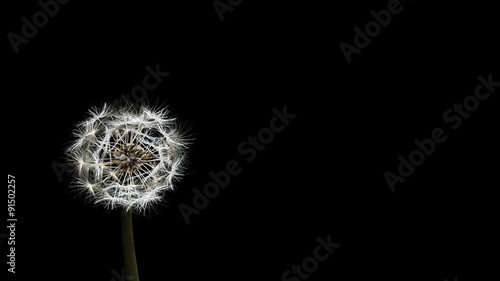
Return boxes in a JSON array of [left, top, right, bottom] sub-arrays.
[[3, 0, 498, 280]]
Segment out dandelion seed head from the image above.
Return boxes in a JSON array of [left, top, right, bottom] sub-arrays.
[[66, 103, 189, 214]]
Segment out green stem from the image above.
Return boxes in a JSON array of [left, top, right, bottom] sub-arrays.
[[121, 210, 140, 281]]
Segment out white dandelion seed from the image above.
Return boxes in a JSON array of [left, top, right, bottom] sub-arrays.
[[66, 103, 189, 214]]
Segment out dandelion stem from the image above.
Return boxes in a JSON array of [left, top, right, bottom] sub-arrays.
[[121, 210, 140, 281]]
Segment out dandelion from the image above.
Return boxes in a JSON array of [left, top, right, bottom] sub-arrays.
[[65, 102, 189, 281]]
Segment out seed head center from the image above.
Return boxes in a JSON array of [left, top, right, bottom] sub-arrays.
[[111, 143, 151, 174]]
